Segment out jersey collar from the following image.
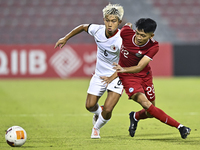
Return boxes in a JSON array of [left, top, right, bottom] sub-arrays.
[[105, 29, 119, 39], [132, 34, 149, 47]]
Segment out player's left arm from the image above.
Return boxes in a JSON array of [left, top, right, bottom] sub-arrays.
[[113, 56, 151, 73]]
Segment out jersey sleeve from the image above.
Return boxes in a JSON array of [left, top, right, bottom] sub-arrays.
[[87, 24, 100, 36], [120, 25, 133, 39], [145, 43, 159, 60]]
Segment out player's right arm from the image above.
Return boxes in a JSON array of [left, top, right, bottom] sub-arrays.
[[113, 56, 151, 73], [54, 24, 89, 49]]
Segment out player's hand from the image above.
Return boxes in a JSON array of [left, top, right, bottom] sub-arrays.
[[113, 62, 125, 73], [125, 22, 133, 29], [100, 76, 112, 87], [54, 37, 67, 49]]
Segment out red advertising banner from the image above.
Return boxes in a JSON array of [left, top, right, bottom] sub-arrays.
[[0, 43, 172, 78], [0, 44, 97, 78]]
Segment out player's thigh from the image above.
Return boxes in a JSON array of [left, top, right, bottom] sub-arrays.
[[107, 77, 123, 95], [87, 75, 106, 97], [103, 91, 121, 112], [86, 75, 106, 108], [103, 77, 123, 112], [122, 78, 144, 100], [85, 93, 100, 108]]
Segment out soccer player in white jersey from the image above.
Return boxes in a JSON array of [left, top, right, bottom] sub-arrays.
[[54, 3, 124, 138]]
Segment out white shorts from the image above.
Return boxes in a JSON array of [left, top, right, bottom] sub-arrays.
[[87, 74, 123, 97]]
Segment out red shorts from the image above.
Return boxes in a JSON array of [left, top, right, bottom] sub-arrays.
[[119, 75, 155, 101]]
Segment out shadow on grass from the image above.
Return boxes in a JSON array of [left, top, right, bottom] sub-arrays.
[[19, 146, 37, 148], [105, 132, 200, 145], [136, 132, 175, 137], [105, 132, 175, 139], [136, 137, 200, 145]]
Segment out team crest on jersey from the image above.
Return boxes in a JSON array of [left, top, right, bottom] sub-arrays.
[[129, 87, 134, 93], [111, 45, 116, 51], [135, 51, 143, 57]]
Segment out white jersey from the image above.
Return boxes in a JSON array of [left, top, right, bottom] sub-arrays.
[[88, 24, 122, 77]]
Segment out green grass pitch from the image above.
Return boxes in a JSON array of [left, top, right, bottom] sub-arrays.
[[0, 77, 200, 150]]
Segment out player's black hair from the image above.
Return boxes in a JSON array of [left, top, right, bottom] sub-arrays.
[[135, 18, 157, 33]]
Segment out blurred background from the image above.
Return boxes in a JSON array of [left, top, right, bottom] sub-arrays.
[[0, 0, 200, 78]]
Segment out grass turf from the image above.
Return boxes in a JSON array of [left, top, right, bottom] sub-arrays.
[[0, 77, 200, 150]]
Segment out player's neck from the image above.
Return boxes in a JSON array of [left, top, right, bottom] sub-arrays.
[[105, 29, 119, 38]]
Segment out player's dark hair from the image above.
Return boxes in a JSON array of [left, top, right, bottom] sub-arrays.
[[135, 18, 157, 33]]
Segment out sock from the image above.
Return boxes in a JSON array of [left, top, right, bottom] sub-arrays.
[[177, 124, 184, 129], [91, 104, 102, 115], [147, 104, 180, 128], [94, 113, 109, 129], [135, 109, 148, 121]]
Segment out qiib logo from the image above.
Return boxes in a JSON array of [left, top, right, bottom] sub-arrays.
[[49, 46, 82, 78]]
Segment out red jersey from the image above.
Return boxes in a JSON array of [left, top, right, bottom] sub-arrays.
[[119, 25, 159, 78]]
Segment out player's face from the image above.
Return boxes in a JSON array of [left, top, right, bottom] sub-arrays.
[[134, 29, 154, 46], [104, 15, 121, 38]]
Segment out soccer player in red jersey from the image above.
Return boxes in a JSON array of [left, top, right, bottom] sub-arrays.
[[102, 18, 191, 139]]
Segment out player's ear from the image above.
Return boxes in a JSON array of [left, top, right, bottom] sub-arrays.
[[150, 33, 154, 39]]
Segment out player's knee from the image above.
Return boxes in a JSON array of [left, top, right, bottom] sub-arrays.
[[134, 93, 151, 109], [102, 106, 113, 120], [103, 106, 113, 114], [85, 104, 90, 111], [131, 92, 144, 101], [141, 101, 151, 110], [85, 103, 95, 111]]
